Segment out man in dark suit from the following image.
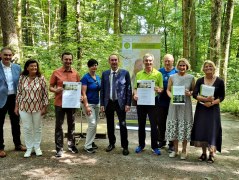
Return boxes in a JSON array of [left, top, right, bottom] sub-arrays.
[[100, 54, 132, 156], [0, 47, 26, 158]]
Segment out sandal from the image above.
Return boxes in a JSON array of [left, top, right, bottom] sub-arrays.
[[198, 154, 207, 161], [207, 155, 214, 163]]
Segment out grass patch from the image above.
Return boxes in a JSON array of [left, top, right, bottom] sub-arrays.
[[221, 93, 239, 116]]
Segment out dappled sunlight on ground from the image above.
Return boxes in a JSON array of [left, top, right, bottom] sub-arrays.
[[222, 146, 239, 153], [232, 169, 239, 175], [22, 167, 69, 179], [49, 151, 98, 165], [217, 153, 239, 161], [1, 113, 239, 179], [162, 160, 217, 173]]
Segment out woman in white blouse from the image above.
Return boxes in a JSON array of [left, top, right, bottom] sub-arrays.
[[14, 59, 48, 158]]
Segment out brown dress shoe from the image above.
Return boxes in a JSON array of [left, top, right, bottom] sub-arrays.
[[0, 150, 6, 158], [15, 145, 27, 151]]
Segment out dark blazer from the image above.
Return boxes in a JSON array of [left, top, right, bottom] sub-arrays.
[[0, 62, 21, 108], [100, 69, 132, 110]]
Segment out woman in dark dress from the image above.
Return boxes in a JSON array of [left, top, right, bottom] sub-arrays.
[[191, 60, 225, 163]]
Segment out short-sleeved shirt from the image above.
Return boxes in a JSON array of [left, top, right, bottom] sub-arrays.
[[158, 67, 178, 106], [50, 67, 80, 106], [81, 73, 101, 104], [134, 68, 163, 96]]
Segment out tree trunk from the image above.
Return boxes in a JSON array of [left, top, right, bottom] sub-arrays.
[[0, 0, 20, 62], [119, 0, 123, 34], [210, 0, 222, 75], [189, 0, 197, 70], [16, 0, 23, 61], [237, 43, 239, 58], [114, 0, 120, 34], [59, 0, 67, 43], [182, 0, 190, 59], [161, 0, 168, 53], [48, 0, 51, 48], [105, 2, 112, 32], [220, 0, 234, 84], [75, 0, 82, 63], [172, 0, 179, 58], [22, 0, 33, 46], [38, 1, 48, 43], [52, 5, 59, 41]]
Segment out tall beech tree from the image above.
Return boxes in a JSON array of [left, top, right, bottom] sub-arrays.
[[0, 0, 20, 62], [114, 0, 120, 34], [210, 0, 222, 75], [220, 0, 234, 84]]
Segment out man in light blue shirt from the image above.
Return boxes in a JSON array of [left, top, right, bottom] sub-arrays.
[[157, 54, 178, 152], [0, 47, 26, 158]]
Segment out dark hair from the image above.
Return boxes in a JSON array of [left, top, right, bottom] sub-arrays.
[[61, 52, 73, 60], [87, 59, 98, 67], [22, 59, 41, 77]]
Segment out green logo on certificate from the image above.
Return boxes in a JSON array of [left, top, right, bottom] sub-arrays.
[[124, 42, 131, 49]]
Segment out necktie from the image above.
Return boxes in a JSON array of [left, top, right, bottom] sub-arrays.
[[112, 72, 116, 100]]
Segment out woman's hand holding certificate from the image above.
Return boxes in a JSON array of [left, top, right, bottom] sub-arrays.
[[199, 84, 215, 106]]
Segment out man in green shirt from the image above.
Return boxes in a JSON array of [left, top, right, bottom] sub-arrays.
[[133, 53, 163, 155]]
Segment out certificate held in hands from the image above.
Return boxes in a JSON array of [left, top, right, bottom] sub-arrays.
[[171, 86, 185, 105], [62, 82, 82, 108], [137, 80, 155, 105], [199, 84, 215, 105], [200, 84, 215, 97]]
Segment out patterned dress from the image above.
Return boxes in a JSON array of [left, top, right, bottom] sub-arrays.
[[165, 73, 194, 141]]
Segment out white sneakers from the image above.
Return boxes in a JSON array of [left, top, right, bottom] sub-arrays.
[[169, 151, 187, 160], [35, 148, 43, 156], [169, 151, 177, 158], [180, 152, 187, 160], [24, 148, 42, 158], [24, 150, 32, 158]]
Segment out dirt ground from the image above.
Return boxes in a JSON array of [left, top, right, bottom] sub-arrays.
[[0, 112, 239, 180]]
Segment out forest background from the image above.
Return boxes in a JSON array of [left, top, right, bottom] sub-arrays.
[[0, 0, 238, 115]]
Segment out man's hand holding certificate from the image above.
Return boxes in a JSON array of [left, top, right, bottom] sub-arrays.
[[62, 82, 82, 108]]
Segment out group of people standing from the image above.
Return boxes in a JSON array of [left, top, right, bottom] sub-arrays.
[[0, 47, 48, 158], [156, 54, 225, 163], [0, 47, 225, 164]]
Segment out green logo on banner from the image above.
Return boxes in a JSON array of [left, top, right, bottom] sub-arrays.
[[124, 42, 131, 49]]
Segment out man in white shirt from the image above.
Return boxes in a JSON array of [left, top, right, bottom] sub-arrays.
[[0, 47, 26, 158]]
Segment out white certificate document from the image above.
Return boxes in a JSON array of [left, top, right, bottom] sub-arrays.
[[200, 84, 215, 97], [137, 80, 155, 105], [171, 86, 185, 105], [62, 82, 81, 108]]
